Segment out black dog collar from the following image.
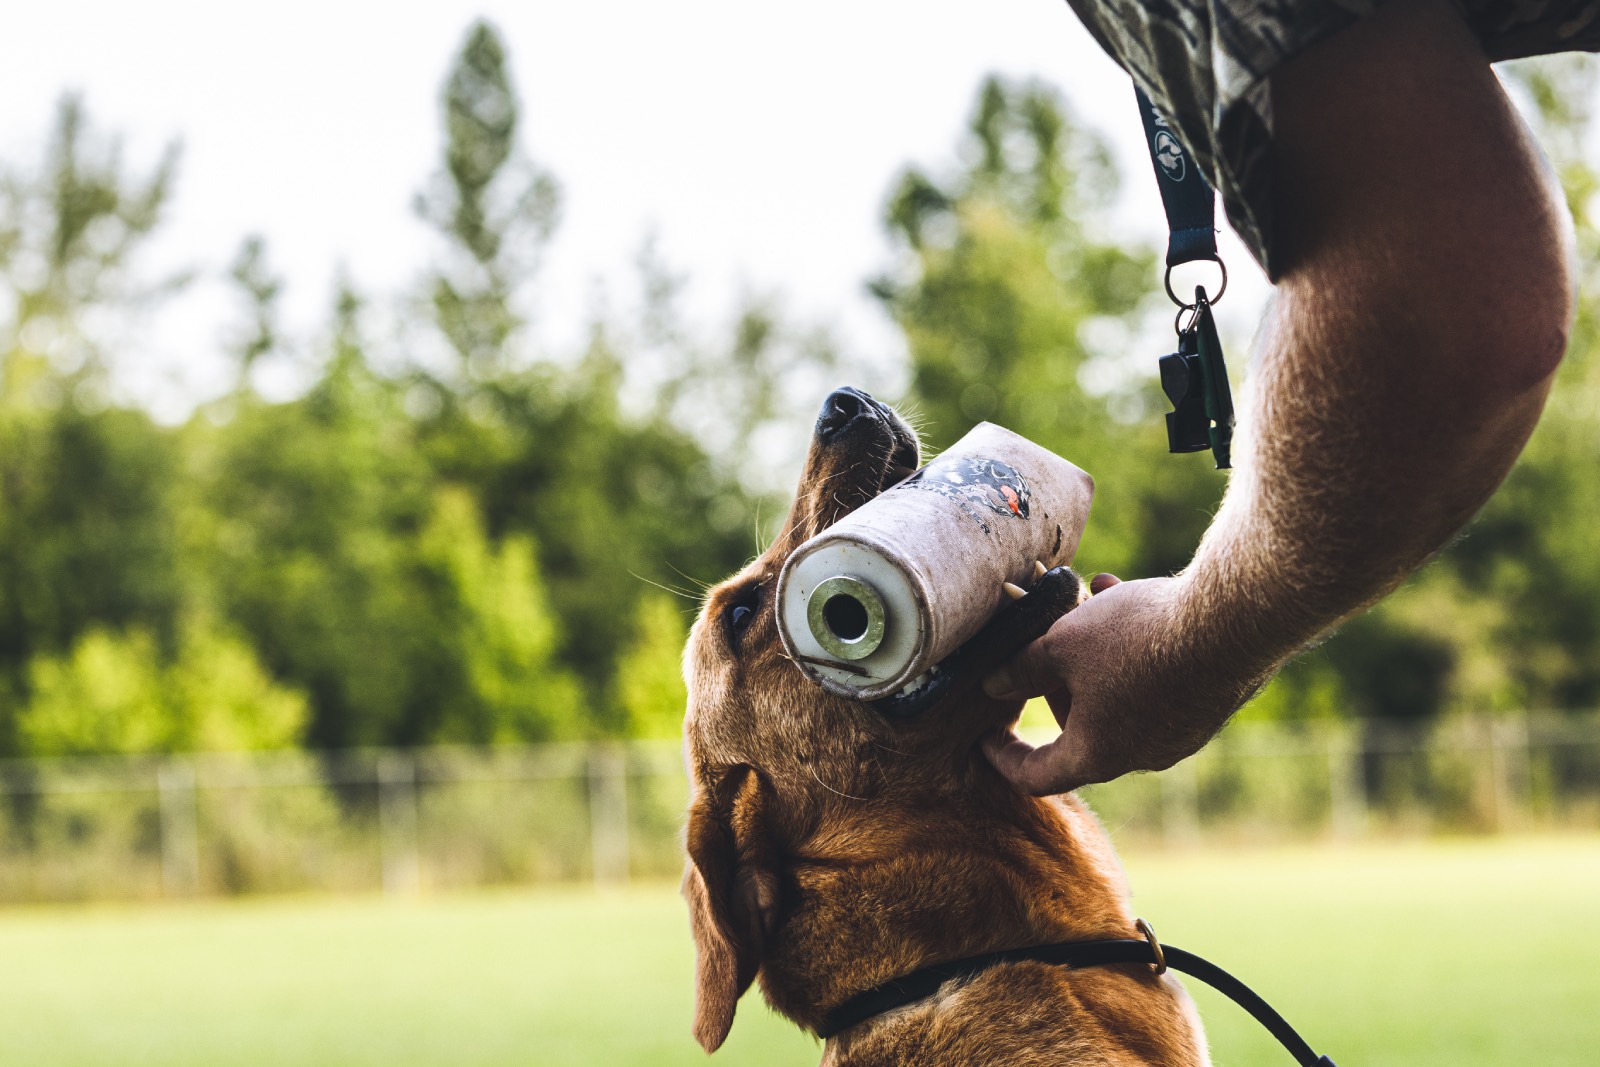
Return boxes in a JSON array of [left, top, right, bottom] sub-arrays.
[[816, 920, 1336, 1067]]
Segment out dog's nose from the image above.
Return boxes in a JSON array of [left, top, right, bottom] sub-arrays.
[[816, 387, 880, 444]]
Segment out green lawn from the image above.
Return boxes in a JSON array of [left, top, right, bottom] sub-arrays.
[[1, 837, 1595, 1066]]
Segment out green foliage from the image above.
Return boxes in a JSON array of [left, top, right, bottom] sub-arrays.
[[0, 405, 184, 670], [224, 235, 283, 387], [417, 19, 560, 378], [418, 487, 583, 743], [167, 624, 309, 751], [618, 595, 692, 740], [185, 288, 440, 748], [20, 627, 167, 755], [19, 621, 306, 756], [0, 94, 185, 407]]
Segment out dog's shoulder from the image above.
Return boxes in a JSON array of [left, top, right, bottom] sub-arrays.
[[824, 957, 1207, 1067]]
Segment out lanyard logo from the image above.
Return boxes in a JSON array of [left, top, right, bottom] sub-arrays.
[[1153, 130, 1186, 182]]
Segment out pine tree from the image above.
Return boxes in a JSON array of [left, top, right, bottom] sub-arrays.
[[415, 20, 560, 378]]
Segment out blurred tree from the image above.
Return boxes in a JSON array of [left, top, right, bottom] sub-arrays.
[[452, 337, 752, 735], [631, 238, 849, 498], [0, 406, 185, 754], [19, 620, 307, 756], [0, 96, 195, 754], [19, 627, 167, 756], [166, 620, 308, 751], [416, 19, 560, 380], [191, 278, 616, 746], [417, 487, 583, 742], [186, 283, 443, 748], [875, 76, 1223, 580], [224, 235, 285, 393], [405, 26, 762, 731], [617, 594, 692, 740], [0, 94, 186, 408]]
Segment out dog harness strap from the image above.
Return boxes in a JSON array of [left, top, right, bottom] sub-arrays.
[[816, 937, 1337, 1067]]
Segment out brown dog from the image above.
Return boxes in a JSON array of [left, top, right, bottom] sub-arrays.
[[682, 388, 1209, 1065]]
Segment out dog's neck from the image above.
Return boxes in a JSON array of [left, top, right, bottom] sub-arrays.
[[755, 789, 1136, 1036]]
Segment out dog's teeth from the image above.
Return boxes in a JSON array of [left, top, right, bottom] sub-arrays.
[[1003, 581, 1027, 601], [1033, 560, 1048, 580], [895, 671, 935, 698]]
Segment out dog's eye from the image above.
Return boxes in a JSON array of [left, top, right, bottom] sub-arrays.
[[723, 585, 762, 648]]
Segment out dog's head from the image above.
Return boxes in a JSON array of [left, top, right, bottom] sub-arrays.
[[681, 387, 1062, 1050]]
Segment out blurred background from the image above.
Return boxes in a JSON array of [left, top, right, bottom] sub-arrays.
[[1, 3, 1597, 1065]]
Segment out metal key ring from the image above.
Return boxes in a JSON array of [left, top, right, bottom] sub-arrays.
[[1174, 302, 1201, 336], [1164, 257, 1227, 309]]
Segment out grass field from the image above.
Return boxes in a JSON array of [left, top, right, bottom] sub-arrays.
[[1, 838, 1596, 1066]]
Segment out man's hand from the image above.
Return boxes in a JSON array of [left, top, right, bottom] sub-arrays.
[[981, 573, 1273, 795]]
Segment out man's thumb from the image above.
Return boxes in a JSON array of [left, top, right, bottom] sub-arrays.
[[981, 729, 1085, 796]]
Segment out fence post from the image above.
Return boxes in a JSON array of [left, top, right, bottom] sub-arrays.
[[1487, 716, 1529, 833], [157, 757, 201, 896], [1327, 723, 1367, 840], [1159, 758, 1201, 848], [588, 744, 630, 887], [378, 751, 421, 896]]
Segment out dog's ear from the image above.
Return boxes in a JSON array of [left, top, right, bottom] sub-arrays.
[[683, 763, 780, 1052]]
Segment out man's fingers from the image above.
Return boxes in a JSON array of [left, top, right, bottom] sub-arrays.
[[1089, 572, 1122, 595], [981, 729, 1087, 796]]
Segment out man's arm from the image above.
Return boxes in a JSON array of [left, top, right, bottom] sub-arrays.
[[983, 0, 1575, 795]]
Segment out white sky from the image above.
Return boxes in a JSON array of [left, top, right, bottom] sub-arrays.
[[2, 0, 1274, 417]]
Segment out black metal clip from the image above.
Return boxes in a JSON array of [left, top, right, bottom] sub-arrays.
[[1158, 286, 1234, 470]]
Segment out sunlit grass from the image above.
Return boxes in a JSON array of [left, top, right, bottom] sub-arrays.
[[0, 838, 1595, 1066]]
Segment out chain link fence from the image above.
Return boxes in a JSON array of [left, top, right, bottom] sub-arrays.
[[1, 714, 1597, 904]]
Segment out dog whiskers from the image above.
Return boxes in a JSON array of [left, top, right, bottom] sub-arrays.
[[665, 563, 713, 593], [629, 570, 702, 600], [864, 747, 891, 785], [808, 764, 869, 802]]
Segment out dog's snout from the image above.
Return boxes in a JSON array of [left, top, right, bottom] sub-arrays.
[[816, 387, 880, 444]]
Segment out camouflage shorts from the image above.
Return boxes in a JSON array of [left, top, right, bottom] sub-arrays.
[[1062, 0, 1600, 276]]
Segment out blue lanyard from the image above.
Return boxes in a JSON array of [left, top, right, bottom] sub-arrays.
[[1134, 84, 1219, 268], [1134, 83, 1234, 470]]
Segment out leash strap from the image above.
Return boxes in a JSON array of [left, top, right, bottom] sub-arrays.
[[1134, 85, 1217, 268], [816, 936, 1336, 1067]]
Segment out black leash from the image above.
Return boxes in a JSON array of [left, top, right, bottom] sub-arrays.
[[1134, 84, 1236, 471], [816, 919, 1337, 1067]]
